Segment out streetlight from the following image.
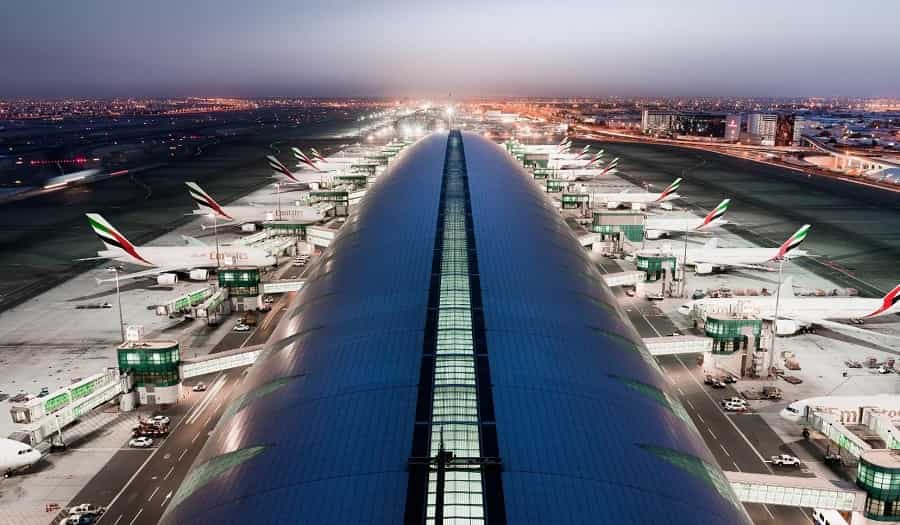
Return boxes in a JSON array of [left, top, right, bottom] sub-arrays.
[[768, 257, 786, 377], [209, 212, 221, 268], [275, 182, 282, 221], [106, 266, 125, 342], [681, 219, 690, 298]]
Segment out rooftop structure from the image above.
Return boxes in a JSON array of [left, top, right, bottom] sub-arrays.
[[162, 131, 751, 524]]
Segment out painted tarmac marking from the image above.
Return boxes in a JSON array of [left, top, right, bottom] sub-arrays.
[[127, 508, 143, 525]]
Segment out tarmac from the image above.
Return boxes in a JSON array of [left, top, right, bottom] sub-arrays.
[[559, 170, 900, 525], [0, 179, 315, 525]]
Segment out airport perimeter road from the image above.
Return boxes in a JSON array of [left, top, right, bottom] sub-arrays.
[[80, 371, 246, 525]]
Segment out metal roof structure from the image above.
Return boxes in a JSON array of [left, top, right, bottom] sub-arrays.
[[162, 131, 751, 524]]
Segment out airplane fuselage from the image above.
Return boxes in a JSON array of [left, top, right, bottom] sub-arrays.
[[683, 248, 806, 268], [0, 438, 41, 475], [99, 246, 276, 269], [196, 205, 324, 225], [679, 295, 892, 321]]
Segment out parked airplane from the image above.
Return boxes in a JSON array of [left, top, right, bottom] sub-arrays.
[[679, 224, 810, 272], [781, 395, 900, 425], [186, 182, 324, 226], [644, 198, 730, 239], [291, 147, 322, 171], [583, 150, 606, 168], [85, 213, 276, 283], [592, 177, 682, 209], [0, 438, 41, 476], [679, 278, 900, 333], [308, 147, 327, 163], [265, 155, 323, 184]]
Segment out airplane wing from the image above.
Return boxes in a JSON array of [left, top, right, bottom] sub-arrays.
[[181, 235, 207, 247], [690, 259, 775, 272], [96, 265, 185, 283], [812, 319, 900, 351]]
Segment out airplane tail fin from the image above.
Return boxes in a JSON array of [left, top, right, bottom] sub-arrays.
[[266, 155, 299, 182], [186, 182, 232, 220], [656, 177, 683, 202], [699, 198, 730, 228], [864, 284, 900, 318], [600, 157, 619, 174], [291, 147, 320, 171], [585, 151, 604, 168], [771, 224, 811, 261], [309, 147, 327, 163], [85, 213, 152, 265]]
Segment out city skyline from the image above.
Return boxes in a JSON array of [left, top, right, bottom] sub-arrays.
[[2, 0, 899, 99]]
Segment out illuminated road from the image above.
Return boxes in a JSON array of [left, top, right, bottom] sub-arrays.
[[59, 371, 245, 525]]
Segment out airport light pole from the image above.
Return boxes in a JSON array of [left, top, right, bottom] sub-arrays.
[[681, 220, 689, 298], [106, 266, 125, 342], [209, 212, 221, 269], [768, 257, 785, 377], [275, 182, 282, 221]]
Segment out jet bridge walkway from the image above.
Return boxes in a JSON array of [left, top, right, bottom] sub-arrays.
[[726, 471, 864, 512]]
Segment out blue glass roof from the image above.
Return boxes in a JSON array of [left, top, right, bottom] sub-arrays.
[[163, 132, 751, 525]]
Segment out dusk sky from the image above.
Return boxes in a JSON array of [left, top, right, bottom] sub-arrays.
[[3, 0, 899, 98]]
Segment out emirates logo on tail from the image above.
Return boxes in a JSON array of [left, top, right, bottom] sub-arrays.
[[266, 155, 299, 182], [86, 213, 152, 265], [697, 198, 730, 229], [770, 224, 811, 261], [186, 182, 232, 220], [655, 178, 682, 202], [864, 285, 900, 318]]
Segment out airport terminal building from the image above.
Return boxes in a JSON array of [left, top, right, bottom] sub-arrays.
[[162, 131, 751, 524]]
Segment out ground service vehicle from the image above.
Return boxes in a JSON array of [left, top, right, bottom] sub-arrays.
[[771, 454, 801, 467]]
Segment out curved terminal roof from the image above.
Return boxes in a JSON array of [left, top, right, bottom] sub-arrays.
[[163, 131, 751, 524]]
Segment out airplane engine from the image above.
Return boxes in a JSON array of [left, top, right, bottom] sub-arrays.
[[157, 273, 178, 286], [775, 319, 799, 336], [645, 230, 667, 240], [189, 269, 209, 281], [695, 263, 714, 275]]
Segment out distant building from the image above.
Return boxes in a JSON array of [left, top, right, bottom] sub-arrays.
[[641, 109, 676, 133], [674, 112, 741, 141], [747, 113, 778, 146], [749, 113, 806, 146]]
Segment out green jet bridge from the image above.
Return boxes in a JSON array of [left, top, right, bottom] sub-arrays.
[[726, 471, 865, 513], [8, 369, 127, 447]]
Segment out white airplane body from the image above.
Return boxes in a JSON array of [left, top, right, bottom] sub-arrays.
[[0, 438, 41, 475], [186, 182, 324, 226], [644, 198, 730, 239], [266, 155, 329, 185], [194, 205, 323, 225], [593, 178, 681, 209], [679, 280, 900, 327], [86, 213, 276, 282], [677, 224, 811, 271], [781, 395, 900, 425]]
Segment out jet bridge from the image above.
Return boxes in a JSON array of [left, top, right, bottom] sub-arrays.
[[726, 471, 864, 512], [8, 369, 126, 446], [642, 335, 713, 355]]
